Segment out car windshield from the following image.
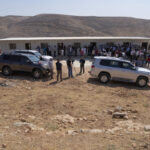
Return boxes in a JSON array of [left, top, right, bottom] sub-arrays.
[[28, 55, 39, 62], [34, 52, 42, 58]]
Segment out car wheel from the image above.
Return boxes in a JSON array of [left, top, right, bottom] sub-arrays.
[[2, 66, 12, 76], [32, 69, 42, 79], [136, 77, 148, 87], [99, 73, 110, 83]]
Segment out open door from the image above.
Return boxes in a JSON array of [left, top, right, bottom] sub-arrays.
[[57, 43, 64, 56]]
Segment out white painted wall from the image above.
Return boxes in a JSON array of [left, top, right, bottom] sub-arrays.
[[0, 39, 149, 53]]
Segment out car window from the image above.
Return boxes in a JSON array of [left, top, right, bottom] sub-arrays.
[[100, 59, 111, 66], [22, 56, 30, 63], [16, 51, 26, 54], [28, 55, 39, 62], [35, 52, 41, 58], [121, 62, 134, 70], [3, 55, 10, 60], [10, 55, 21, 62], [110, 60, 121, 68]]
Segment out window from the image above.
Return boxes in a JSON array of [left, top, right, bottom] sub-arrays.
[[74, 43, 81, 48], [25, 43, 31, 50], [28, 55, 39, 62], [100, 59, 111, 66], [22, 56, 30, 63], [3, 55, 10, 60], [121, 62, 134, 70], [9, 43, 16, 50], [10, 55, 21, 62], [110, 60, 121, 68], [41, 43, 48, 49]]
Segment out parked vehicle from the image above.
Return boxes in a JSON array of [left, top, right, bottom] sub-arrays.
[[0, 52, 50, 79], [14, 50, 53, 69], [89, 56, 150, 87]]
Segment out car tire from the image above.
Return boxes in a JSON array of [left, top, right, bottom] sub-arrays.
[[99, 73, 110, 83], [136, 77, 148, 87], [32, 69, 42, 79], [2, 66, 12, 76]]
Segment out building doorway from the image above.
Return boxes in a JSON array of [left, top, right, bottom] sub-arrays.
[[142, 42, 148, 50], [90, 42, 97, 49], [123, 42, 130, 47], [89, 42, 97, 56], [41, 43, 48, 49], [25, 43, 31, 50], [9, 43, 16, 50], [74, 43, 81, 56], [57, 43, 64, 56]]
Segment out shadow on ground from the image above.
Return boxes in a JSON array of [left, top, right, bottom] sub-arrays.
[[87, 78, 150, 91], [0, 71, 52, 82]]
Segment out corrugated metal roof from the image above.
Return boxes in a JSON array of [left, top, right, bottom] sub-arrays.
[[0, 37, 150, 41]]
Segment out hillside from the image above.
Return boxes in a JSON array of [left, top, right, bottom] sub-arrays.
[[0, 14, 150, 38]]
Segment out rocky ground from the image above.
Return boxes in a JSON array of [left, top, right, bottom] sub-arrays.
[[0, 60, 150, 150]]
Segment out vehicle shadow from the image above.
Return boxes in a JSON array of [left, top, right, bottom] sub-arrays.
[[87, 78, 150, 91], [0, 72, 52, 82]]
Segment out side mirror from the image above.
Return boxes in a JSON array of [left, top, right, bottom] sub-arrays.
[[132, 67, 136, 70]]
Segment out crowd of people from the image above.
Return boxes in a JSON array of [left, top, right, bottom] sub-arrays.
[[36, 43, 150, 68]]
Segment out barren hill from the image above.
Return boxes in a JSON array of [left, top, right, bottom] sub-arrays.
[[0, 14, 150, 38]]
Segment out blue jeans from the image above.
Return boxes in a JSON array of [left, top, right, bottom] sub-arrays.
[[68, 67, 73, 78]]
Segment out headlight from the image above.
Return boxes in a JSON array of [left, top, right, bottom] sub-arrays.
[[42, 64, 48, 69]]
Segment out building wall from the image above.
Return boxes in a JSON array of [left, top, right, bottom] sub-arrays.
[[0, 39, 150, 54]]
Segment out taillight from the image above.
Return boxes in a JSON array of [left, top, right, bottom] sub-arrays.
[[91, 65, 95, 68]]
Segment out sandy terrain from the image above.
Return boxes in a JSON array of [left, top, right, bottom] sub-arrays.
[[0, 60, 150, 150]]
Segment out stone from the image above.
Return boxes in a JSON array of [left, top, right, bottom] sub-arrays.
[[13, 122, 44, 131], [52, 114, 75, 124], [20, 118, 26, 122], [28, 115, 36, 119], [131, 110, 138, 113], [83, 117, 87, 121], [25, 128, 31, 133], [124, 116, 129, 120], [46, 131, 53, 135], [144, 125, 150, 131], [107, 110, 113, 115], [133, 116, 137, 119], [89, 129, 103, 134], [67, 130, 78, 135], [114, 106, 124, 112], [132, 143, 136, 148], [81, 129, 103, 134], [112, 112, 127, 119], [1, 144, 6, 148]]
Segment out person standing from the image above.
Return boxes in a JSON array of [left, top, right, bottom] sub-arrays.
[[49, 59, 54, 79], [61, 49, 64, 58], [79, 57, 85, 74], [146, 55, 150, 68], [67, 57, 73, 78], [56, 59, 62, 82]]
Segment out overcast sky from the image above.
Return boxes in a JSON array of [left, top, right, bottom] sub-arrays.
[[0, 0, 150, 19]]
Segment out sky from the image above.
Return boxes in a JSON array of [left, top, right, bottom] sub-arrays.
[[0, 0, 150, 19]]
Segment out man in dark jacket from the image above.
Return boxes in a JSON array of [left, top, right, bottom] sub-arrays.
[[56, 59, 62, 81], [79, 57, 85, 74], [67, 57, 73, 78]]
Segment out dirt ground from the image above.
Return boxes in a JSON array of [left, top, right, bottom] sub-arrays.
[[0, 60, 150, 150]]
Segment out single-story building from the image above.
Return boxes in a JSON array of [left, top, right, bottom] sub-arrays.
[[0, 37, 150, 55]]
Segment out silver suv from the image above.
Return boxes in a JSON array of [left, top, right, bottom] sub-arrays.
[[89, 56, 150, 87]]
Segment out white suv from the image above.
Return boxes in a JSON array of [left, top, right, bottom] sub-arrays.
[[89, 56, 150, 87]]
